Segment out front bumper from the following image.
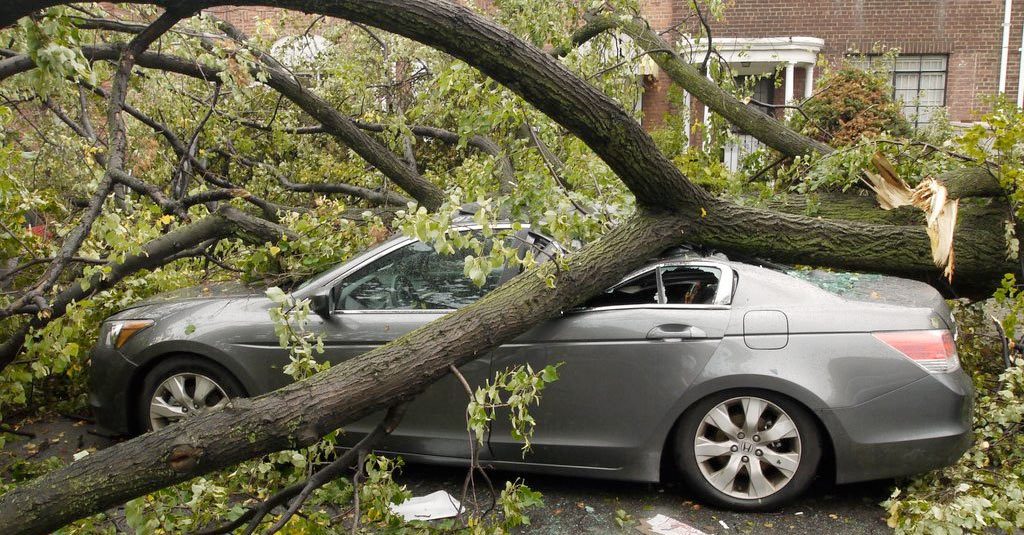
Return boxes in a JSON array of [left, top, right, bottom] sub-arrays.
[[88, 344, 139, 436], [819, 370, 974, 484]]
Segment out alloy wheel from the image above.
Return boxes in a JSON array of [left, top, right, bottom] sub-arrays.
[[693, 396, 802, 500], [149, 372, 230, 430]]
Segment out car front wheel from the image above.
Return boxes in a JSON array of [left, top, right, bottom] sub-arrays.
[[675, 390, 821, 510], [137, 356, 244, 432]]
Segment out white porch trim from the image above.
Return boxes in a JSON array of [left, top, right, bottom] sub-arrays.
[[678, 36, 824, 74]]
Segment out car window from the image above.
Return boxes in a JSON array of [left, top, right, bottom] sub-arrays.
[[659, 265, 721, 305], [582, 264, 724, 308], [583, 270, 659, 308], [333, 240, 504, 310]]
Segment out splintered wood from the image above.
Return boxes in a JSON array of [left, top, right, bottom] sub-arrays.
[[863, 153, 958, 281]]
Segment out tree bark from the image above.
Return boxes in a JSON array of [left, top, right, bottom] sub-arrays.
[[762, 191, 1006, 228], [699, 198, 1013, 288]]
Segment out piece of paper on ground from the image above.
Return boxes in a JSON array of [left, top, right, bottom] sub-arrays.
[[388, 490, 462, 521], [639, 514, 709, 535]]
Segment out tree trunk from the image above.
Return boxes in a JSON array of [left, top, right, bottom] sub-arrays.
[[699, 198, 1012, 295], [762, 191, 1006, 228]]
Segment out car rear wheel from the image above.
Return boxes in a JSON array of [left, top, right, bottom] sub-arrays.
[[675, 390, 821, 510], [137, 356, 244, 432]]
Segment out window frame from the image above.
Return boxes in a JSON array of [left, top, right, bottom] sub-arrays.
[[575, 260, 735, 313], [852, 53, 948, 129]]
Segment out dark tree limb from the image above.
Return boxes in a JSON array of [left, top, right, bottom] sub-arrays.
[[56, 17, 448, 209], [690, 0, 713, 75], [214, 19, 446, 211], [221, 148, 412, 207], [79, 81, 290, 219], [351, 120, 516, 194], [0, 256, 107, 285], [572, 12, 832, 159], [260, 404, 407, 535], [236, 117, 516, 191], [173, 82, 222, 199]]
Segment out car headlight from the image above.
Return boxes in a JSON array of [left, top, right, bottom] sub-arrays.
[[104, 319, 154, 349]]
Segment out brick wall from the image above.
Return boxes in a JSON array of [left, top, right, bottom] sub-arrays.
[[99, 2, 1019, 126], [641, 0, 1024, 124]]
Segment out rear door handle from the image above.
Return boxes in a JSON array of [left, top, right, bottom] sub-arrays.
[[647, 324, 705, 340]]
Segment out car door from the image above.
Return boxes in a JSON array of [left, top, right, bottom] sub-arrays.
[[312, 237, 505, 459], [487, 261, 734, 473]]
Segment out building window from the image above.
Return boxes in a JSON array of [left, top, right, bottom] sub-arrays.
[[893, 55, 947, 128], [855, 54, 948, 128]]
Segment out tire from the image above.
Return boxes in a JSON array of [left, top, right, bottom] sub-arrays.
[[674, 389, 822, 511], [136, 355, 245, 432]]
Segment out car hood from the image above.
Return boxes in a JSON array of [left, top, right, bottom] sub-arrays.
[[121, 281, 268, 311]]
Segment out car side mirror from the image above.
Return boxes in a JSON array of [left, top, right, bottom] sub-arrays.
[[310, 293, 334, 318]]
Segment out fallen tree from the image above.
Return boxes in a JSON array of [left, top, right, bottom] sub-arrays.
[[0, 1, 1017, 533], [566, 10, 1010, 283]]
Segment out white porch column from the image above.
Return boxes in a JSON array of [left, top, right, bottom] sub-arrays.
[[703, 70, 713, 124], [804, 64, 815, 99], [784, 61, 796, 118], [683, 92, 691, 143], [784, 62, 796, 104]]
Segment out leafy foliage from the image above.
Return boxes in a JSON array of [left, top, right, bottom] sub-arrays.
[[793, 64, 912, 146], [883, 102, 1024, 533], [467, 363, 562, 452]]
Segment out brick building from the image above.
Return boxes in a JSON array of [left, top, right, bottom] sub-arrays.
[[641, 0, 1024, 131], [176, 2, 1023, 138]]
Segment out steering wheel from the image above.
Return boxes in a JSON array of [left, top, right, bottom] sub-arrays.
[[389, 275, 418, 308]]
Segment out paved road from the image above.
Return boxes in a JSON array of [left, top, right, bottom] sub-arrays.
[[400, 463, 892, 534], [2, 416, 892, 534]]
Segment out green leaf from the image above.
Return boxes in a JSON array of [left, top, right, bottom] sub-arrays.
[[265, 286, 287, 304]]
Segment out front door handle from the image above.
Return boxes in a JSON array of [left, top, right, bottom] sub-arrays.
[[647, 324, 705, 340]]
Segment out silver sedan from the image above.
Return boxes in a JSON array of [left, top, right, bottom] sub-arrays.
[[89, 228, 972, 510]]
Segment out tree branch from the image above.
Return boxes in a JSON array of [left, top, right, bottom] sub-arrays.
[[214, 18, 446, 211], [260, 404, 407, 535], [217, 148, 411, 207], [0, 8, 191, 321], [0, 205, 294, 367]]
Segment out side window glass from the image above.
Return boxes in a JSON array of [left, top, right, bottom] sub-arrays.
[[334, 240, 504, 310], [584, 270, 659, 308], [660, 266, 722, 305]]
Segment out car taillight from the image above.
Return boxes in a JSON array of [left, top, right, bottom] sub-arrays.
[[873, 330, 959, 373]]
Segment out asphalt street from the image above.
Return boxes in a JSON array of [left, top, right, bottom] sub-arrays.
[[1, 415, 892, 534]]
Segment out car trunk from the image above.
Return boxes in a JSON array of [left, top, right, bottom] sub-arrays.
[[787, 269, 954, 329]]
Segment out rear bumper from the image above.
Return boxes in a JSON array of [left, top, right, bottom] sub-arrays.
[[819, 370, 973, 484], [88, 344, 138, 436]]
